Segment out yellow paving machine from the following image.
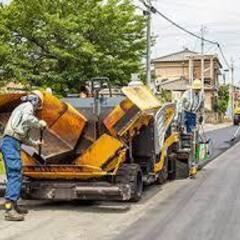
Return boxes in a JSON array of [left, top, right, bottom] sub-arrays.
[[0, 81, 196, 201]]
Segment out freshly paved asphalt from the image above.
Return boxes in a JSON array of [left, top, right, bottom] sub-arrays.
[[204, 125, 239, 160], [115, 125, 240, 240]]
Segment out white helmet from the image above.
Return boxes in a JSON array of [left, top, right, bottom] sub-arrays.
[[32, 90, 44, 110], [192, 79, 202, 90]]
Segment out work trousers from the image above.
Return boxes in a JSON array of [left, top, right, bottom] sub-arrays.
[[1, 136, 22, 201], [184, 111, 197, 133]]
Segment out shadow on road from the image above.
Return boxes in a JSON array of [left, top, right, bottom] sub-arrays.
[[21, 199, 131, 214]]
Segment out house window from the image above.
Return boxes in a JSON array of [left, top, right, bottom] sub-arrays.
[[204, 78, 212, 86]]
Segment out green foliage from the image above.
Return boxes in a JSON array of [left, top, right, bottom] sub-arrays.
[[158, 89, 172, 103], [0, 0, 146, 94], [217, 85, 229, 114]]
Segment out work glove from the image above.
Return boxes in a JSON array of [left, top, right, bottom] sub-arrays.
[[35, 140, 44, 147], [34, 140, 44, 147], [199, 115, 203, 124], [39, 120, 47, 129]]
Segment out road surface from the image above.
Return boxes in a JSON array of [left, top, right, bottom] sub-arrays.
[[205, 125, 238, 159], [116, 132, 240, 240], [0, 125, 239, 240]]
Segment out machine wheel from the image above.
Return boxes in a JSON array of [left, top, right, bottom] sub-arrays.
[[233, 119, 239, 125], [116, 164, 143, 202], [156, 156, 168, 184], [233, 115, 240, 125]]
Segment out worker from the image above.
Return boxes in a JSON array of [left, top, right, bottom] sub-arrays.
[[177, 79, 204, 133], [1, 90, 47, 221], [79, 85, 89, 98]]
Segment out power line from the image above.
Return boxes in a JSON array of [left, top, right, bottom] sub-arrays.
[[218, 45, 230, 68], [204, 44, 217, 54], [138, 0, 230, 68]]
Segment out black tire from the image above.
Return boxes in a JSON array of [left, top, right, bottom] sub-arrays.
[[234, 115, 240, 125], [234, 119, 239, 125], [115, 164, 143, 202], [156, 156, 168, 184], [168, 158, 176, 180]]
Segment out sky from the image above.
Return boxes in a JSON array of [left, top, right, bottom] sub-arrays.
[[137, 0, 240, 85], [1, 0, 240, 84]]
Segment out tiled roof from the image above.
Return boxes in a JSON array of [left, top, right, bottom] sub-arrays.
[[156, 78, 217, 91], [152, 49, 222, 68], [157, 78, 189, 91], [153, 49, 198, 62]]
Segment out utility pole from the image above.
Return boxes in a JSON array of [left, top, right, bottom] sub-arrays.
[[230, 60, 234, 119], [146, 0, 152, 87], [223, 73, 226, 85], [188, 56, 194, 85], [200, 26, 205, 100]]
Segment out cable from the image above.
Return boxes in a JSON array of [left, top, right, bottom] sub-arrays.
[[205, 44, 217, 54], [154, 7, 230, 68], [156, 10, 217, 45], [137, 0, 231, 68], [217, 45, 230, 68]]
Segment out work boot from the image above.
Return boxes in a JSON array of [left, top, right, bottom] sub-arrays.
[[4, 201, 24, 221], [13, 202, 29, 215]]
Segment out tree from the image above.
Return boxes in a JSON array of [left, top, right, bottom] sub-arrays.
[[217, 85, 229, 114], [0, 3, 12, 87], [0, 0, 146, 94]]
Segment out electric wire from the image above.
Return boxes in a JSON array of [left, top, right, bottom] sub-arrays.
[[137, 0, 230, 68]]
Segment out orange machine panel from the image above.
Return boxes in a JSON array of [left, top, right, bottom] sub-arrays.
[[36, 92, 68, 127], [0, 92, 88, 165], [47, 103, 87, 149], [103, 99, 140, 137], [74, 134, 124, 171], [34, 93, 87, 164], [0, 93, 25, 112]]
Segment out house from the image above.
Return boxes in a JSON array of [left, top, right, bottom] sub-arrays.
[[233, 85, 240, 109], [152, 48, 222, 111]]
